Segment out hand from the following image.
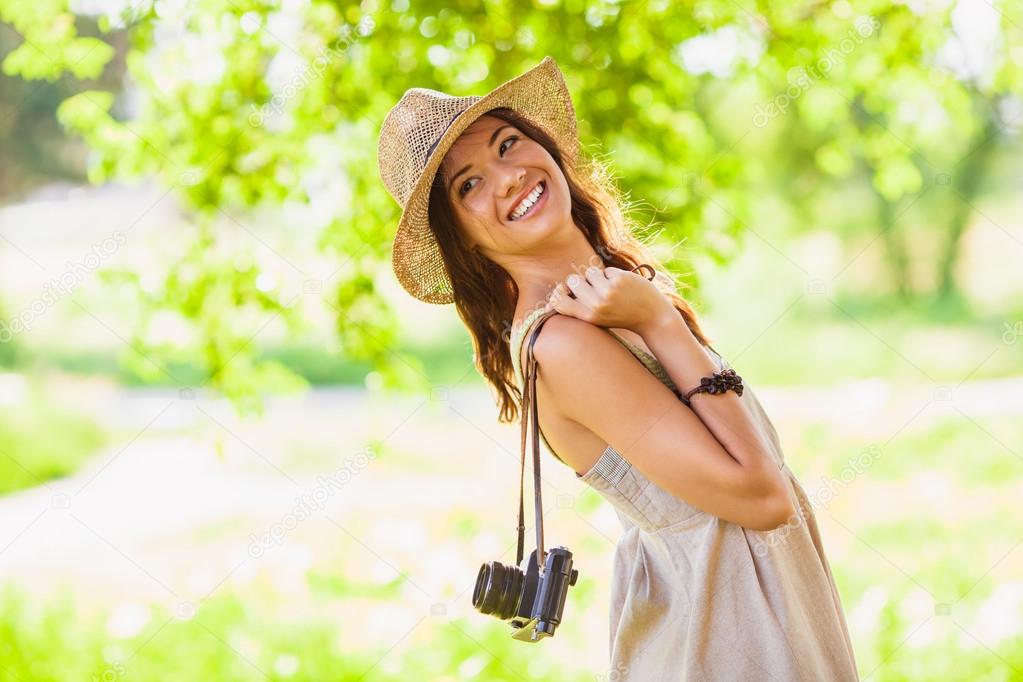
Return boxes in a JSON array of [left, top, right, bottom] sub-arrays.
[[545, 265, 677, 334]]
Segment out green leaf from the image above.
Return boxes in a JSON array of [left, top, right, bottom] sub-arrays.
[[64, 37, 115, 79], [55, 90, 114, 133], [1, 42, 63, 80], [873, 155, 923, 202], [815, 141, 854, 177]]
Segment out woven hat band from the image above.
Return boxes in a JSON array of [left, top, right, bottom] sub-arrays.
[[424, 110, 464, 165]]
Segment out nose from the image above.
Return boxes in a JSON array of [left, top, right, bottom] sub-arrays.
[[500, 167, 527, 198]]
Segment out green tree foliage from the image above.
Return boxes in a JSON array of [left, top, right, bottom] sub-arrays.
[[1, 0, 1020, 412]]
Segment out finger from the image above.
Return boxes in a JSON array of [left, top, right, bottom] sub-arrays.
[[544, 283, 565, 311], [565, 272, 599, 309], [583, 265, 610, 294], [546, 282, 570, 307], [548, 282, 588, 319]]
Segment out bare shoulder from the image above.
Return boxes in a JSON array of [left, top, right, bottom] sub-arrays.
[[519, 313, 679, 477], [525, 315, 623, 378], [528, 314, 608, 360], [528, 314, 677, 423], [517, 314, 605, 378]]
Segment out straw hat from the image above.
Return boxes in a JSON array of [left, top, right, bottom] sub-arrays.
[[377, 56, 580, 304]]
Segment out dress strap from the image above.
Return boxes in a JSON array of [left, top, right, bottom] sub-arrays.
[[511, 307, 548, 387]]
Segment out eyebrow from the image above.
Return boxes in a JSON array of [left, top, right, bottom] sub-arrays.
[[447, 125, 514, 194]]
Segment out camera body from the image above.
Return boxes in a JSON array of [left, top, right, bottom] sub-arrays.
[[472, 546, 579, 642]]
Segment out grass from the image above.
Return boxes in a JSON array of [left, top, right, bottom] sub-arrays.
[[0, 390, 109, 496], [0, 580, 596, 682], [36, 340, 476, 390], [784, 413, 1023, 679], [0, 414, 1021, 679]]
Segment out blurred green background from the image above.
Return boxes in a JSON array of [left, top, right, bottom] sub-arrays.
[[1, 0, 1022, 680]]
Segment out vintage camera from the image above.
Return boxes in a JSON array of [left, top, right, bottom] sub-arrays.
[[472, 546, 579, 642]]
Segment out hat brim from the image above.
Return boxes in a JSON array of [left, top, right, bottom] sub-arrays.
[[390, 56, 580, 305]]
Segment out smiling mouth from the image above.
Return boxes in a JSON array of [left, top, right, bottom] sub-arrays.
[[508, 180, 547, 221]]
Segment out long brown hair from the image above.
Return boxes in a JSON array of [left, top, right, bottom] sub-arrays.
[[428, 107, 712, 424]]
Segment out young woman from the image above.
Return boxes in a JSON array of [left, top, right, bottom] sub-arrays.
[[377, 56, 860, 681]]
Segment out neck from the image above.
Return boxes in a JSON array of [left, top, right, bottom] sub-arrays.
[[504, 229, 603, 324]]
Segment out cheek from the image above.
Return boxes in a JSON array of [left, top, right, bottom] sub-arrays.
[[464, 194, 497, 222], [552, 177, 571, 210], [454, 201, 478, 230], [453, 205, 488, 244]]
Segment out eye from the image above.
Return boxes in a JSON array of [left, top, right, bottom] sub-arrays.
[[458, 135, 520, 197], [499, 135, 519, 155]]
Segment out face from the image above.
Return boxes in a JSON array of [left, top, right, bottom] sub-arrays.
[[440, 114, 572, 259]]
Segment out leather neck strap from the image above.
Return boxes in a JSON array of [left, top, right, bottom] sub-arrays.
[[512, 263, 659, 573], [516, 309, 559, 575]]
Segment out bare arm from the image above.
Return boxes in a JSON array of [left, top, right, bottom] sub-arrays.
[[634, 312, 792, 511], [534, 315, 795, 531]]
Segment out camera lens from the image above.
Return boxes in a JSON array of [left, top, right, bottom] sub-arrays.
[[472, 561, 524, 619]]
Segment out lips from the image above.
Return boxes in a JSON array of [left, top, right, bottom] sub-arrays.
[[508, 180, 546, 221]]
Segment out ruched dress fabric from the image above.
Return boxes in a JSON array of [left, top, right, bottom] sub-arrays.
[[510, 308, 860, 681]]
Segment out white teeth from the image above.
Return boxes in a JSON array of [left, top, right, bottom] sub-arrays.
[[510, 182, 545, 220]]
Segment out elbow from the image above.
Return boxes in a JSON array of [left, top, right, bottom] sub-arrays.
[[750, 491, 798, 532], [743, 466, 798, 532]]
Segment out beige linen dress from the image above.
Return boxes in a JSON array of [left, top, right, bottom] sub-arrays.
[[510, 308, 860, 681]]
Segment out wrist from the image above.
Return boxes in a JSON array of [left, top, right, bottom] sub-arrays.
[[634, 307, 685, 341]]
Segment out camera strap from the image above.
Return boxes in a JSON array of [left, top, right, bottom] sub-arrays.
[[517, 308, 559, 576], [514, 264, 659, 576]]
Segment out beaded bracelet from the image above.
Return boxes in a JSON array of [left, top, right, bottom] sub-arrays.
[[677, 368, 744, 407], [626, 263, 744, 407]]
